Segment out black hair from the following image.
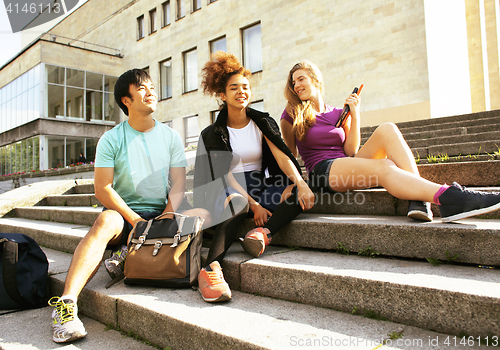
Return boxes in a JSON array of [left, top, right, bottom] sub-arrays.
[[114, 69, 152, 116]]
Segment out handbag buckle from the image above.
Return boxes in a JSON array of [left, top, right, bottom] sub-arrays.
[[170, 233, 181, 248], [134, 235, 147, 251], [152, 240, 162, 256]]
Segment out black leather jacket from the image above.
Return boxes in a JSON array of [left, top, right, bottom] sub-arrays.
[[193, 106, 301, 216]]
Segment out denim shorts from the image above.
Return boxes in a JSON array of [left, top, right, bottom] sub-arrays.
[[213, 170, 287, 220], [308, 158, 337, 193]]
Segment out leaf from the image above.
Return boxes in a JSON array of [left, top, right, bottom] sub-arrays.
[[426, 257, 442, 266]]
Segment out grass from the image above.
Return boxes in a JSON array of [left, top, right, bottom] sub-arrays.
[[358, 245, 380, 258], [426, 250, 459, 266], [336, 242, 350, 255]]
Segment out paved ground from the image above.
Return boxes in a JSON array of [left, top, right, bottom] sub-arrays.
[[0, 307, 158, 350]]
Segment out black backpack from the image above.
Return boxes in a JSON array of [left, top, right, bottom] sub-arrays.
[[0, 233, 49, 310]]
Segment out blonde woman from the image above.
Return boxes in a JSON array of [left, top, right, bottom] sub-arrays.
[[281, 60, 500, 223]]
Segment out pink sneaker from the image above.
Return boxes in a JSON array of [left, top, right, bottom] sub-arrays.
[[241, 227, 271, 258], [197, 261, 231, 302]]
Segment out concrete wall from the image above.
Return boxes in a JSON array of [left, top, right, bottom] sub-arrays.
[[40, 0, 432, 130]]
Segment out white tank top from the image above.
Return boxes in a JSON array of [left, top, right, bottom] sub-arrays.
[[228, 120, 263, 173]]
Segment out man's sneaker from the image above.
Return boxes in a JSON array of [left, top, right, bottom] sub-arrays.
[[241, 227, 271, 258], [407, 201, 433, 222], [438, 182, 500, 222], [198, 261, 231, 302], [104, 244, 128, 279], [48, 297, 87, 343]]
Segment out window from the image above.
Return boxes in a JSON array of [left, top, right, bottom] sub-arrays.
[[208, 0, 217, 3], [137, 15, 145, 40], [210, 110, 220, 123], [177, 0, 185, 19], [164, 120, 173, 128], [210, 36, 226, 53], [183, 49, 198, 92], [242, 23, 262, 73], [192, 0, 201, 11], [149, 8, 157, 34], [184, 115, 200, 145], [160, 59, 173, 99], [162, 1, 171, 27], [250, 100, 264, 112]]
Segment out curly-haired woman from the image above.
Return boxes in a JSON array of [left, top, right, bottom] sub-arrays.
[[193, 52, 315, 303], [281, 60, 500, 223]]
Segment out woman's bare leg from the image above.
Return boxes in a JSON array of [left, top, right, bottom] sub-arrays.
[[328, 157, 441, 202], [355, 122, 419, 176]]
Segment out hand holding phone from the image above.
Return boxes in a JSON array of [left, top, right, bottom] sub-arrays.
[[335, 84, 363, 128]]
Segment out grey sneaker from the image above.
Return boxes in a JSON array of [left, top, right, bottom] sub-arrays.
[[48, 297, 87, 343], [105, 244, 128, 279], [407, 201, 433, 222]]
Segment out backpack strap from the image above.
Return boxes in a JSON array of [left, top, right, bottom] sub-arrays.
[[1, 238, 29, 308]]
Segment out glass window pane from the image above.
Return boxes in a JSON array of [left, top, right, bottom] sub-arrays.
[[27, 138, 33, 171], [160, 59, 172, 99], [251, 100, 264, 112], [137, 15, 145, 39], [66, 87, 85, 119], [33, 136, 39, 171], [34, 64, 40, 86], [184, 115, 199, 145], [86, 91, 103, 121], [85, 138, 98, 164], [184, 49, 197, 92], [163, 1, 170, 26], [86, 72, 103, 91], [33, 87, 40, 120], [104, 76, 117, 92], [66, 68, 84, 88], [65, 138, 84, 166], [177, 0, 185, 19], [193, 0, 201, 11], [150, 9, 157, 33], [47, 136, 65, 168], [0, 147, 4, 175], [243, 23, 263, 73], [211, 37, 226, 53], [21, 91, 28, 124], [20, 140, 27, 173], [27, 69, 34, 90], [47, 84, 64, 118], [46, 65, 65, 85], [104, 92, 120, 123]]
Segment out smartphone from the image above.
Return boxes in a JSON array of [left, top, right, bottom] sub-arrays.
[[335, 84, 363, 128]]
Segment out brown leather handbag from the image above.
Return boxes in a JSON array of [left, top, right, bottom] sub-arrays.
[[124, 212, 204, 288]]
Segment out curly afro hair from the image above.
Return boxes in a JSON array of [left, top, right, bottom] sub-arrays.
[[201, 51, 251, 98]]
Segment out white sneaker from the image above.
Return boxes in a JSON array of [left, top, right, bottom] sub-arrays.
[[48, 297, 87, 343]]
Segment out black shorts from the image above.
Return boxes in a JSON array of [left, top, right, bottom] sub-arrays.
[[104, 209, 162, 251], [308, 158, 337, 193]]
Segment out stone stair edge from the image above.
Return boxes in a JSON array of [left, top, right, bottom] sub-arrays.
[[3, 211, 499, 266], [45, 246, 499, 348], [360, 109, 500, 132]]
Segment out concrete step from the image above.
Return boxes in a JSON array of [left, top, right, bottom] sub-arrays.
[[44, 246, 496, 348], [405, 130, 499, 149], [412, 139, 500, 158], [361, 109, 500, 134], [0, 302, 157, 350], [3, 209, 500, 266]]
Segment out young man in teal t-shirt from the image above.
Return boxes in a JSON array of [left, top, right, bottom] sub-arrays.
[[48, 69, 209, 343]]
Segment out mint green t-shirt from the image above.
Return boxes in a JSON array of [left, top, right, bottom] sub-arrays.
[[95, 120, 187, 212]]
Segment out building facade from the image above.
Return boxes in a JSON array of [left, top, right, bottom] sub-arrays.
[[0, 0, 499, 174]]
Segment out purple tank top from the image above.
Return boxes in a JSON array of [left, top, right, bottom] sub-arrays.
[[281, 105, 347, 173]]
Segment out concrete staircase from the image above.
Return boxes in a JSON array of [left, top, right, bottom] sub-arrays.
[[0, 111, 499, 349], [361, 109, 500, 162]]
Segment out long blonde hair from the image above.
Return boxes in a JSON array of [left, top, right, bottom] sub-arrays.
[[284, 61, 324, 140]]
